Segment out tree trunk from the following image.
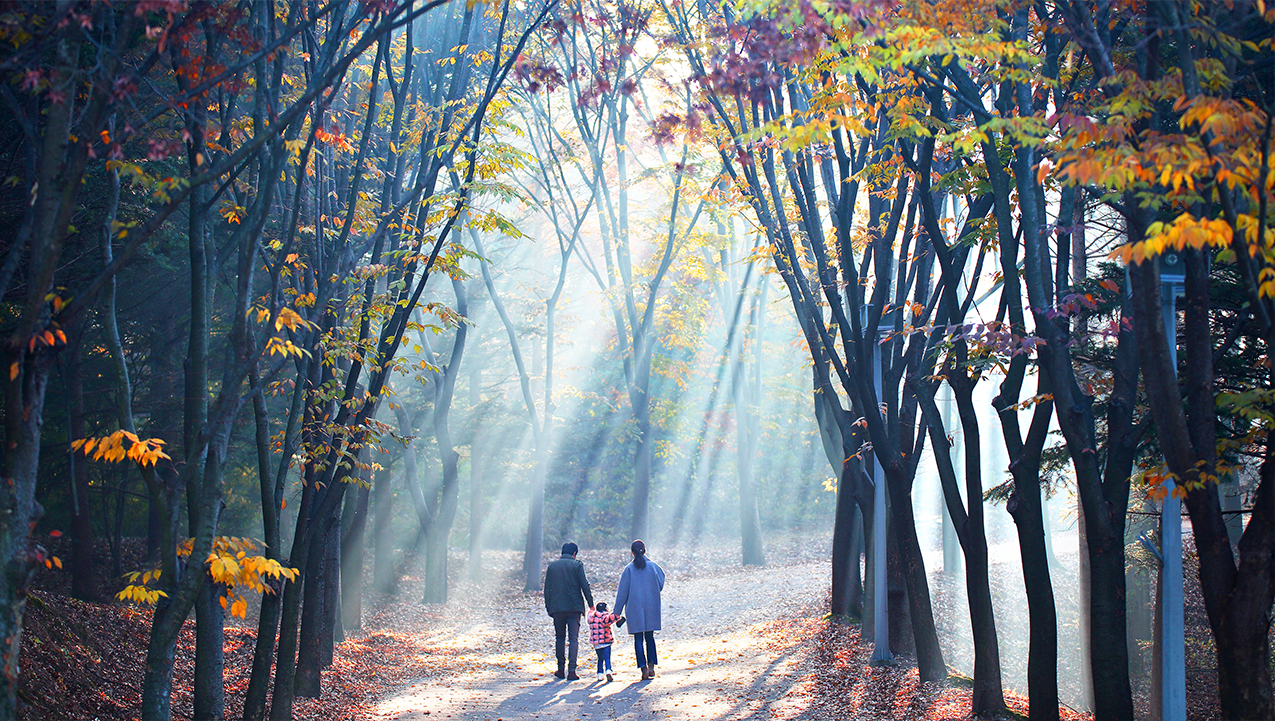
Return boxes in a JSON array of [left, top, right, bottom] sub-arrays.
[[954, 390, 1005, 714], [372, 467, 396, 593], [1088, 528, 1134, 721], [65, 335, 97, 601], [193, 583, 226, 721], [0, 354, 50, 719], [243, 588, 282, 721], [468, 434, 484, 581], [423, 447, 460, 604], [630, 374, 653, 541], [323, 524, 341, 658], [267, 476, 314, 721], [295, 509, 334, 697], [885, 476, 945, 682], [886, 517, 914, 656], [830, 452, 865, 619], [341, 484, 371, 630], [1009, 482, 1059, 721], [192, 446, 226, 721]]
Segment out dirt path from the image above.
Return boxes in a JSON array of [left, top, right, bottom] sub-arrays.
[[371, 559, 828, 721]]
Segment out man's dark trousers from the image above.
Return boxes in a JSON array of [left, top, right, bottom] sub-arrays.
[[552, 611, 582, 673]]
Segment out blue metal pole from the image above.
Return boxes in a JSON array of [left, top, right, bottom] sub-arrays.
[[1161, 276, 1186, 721], [870, 331, 892, 664]]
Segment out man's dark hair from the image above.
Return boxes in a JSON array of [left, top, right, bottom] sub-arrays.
[[562, 541, 579, 556]]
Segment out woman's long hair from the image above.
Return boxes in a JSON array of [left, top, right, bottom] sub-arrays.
[[631, 539, 647, 569]]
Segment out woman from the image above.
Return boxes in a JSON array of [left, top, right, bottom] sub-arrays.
[[612, 539, 666, 680]]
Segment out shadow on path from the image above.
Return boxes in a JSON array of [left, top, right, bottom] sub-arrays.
[[373, 560, 827, 721]]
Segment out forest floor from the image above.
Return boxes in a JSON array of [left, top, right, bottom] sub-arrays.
[[21, 535, 1220, 720], [368, 546, 1077, 721]]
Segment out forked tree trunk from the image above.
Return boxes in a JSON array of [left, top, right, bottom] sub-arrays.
[[884, 474, 945, 682]]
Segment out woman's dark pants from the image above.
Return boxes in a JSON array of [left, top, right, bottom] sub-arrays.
[[633, 631, 657, 668]]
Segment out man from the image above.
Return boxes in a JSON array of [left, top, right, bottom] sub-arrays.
[[543, 541, 593, 680]]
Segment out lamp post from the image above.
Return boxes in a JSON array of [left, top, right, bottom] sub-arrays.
[[869, 309, 897, 665], [1159, 252, 1186, 721]]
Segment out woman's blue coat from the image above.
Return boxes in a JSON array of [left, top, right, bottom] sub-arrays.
[[613, 559, 665, 634]]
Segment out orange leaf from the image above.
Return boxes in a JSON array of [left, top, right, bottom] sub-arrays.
[[8, 363, 17, 381]]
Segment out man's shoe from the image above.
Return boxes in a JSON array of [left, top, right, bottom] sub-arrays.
[[567, 670, 580, 680], [554, 667, 565, 679]]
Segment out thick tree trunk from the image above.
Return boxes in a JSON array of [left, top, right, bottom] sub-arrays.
[[1010, 488, 1059, 721], [142, 591, 190, 721], [295, 512, 333, 697], [885, 478, 945, 682], [323, 525, 341, 659], [193, 583, 226, 721], [830, 454, 865, 619], [966, 548, 1004, 713], [0, 356, 49, 719], [886, 519, 914, 656], [1216, 579, 1275, 719], [1088, 529, 1134, 721]]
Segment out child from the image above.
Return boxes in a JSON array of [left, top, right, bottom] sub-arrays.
[[586, 602, 624, 681]]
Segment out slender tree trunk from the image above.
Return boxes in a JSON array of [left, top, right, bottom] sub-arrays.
[[373, 467, 396, 592], [192, 447, 227, 721], [267, 474, 315, 721], [952, 383, 1005, 715], [323, 524, 341, 657], [66, 333, 97, 600], [341, 483, 371, 629], [830, 449, 866, 619], [1009, 475, 1059, 721], [468, 438, 483, 580], [630, 360, 653, 541]]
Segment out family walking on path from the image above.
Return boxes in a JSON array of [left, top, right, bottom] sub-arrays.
[[542, 540, 666, 682]]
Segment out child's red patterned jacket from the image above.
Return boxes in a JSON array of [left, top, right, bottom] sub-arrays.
[[587, 609, 620, 647]]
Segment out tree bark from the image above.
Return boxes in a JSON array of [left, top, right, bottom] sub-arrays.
[[65, 331, 97, 601], [341, 483, 372, 629]]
